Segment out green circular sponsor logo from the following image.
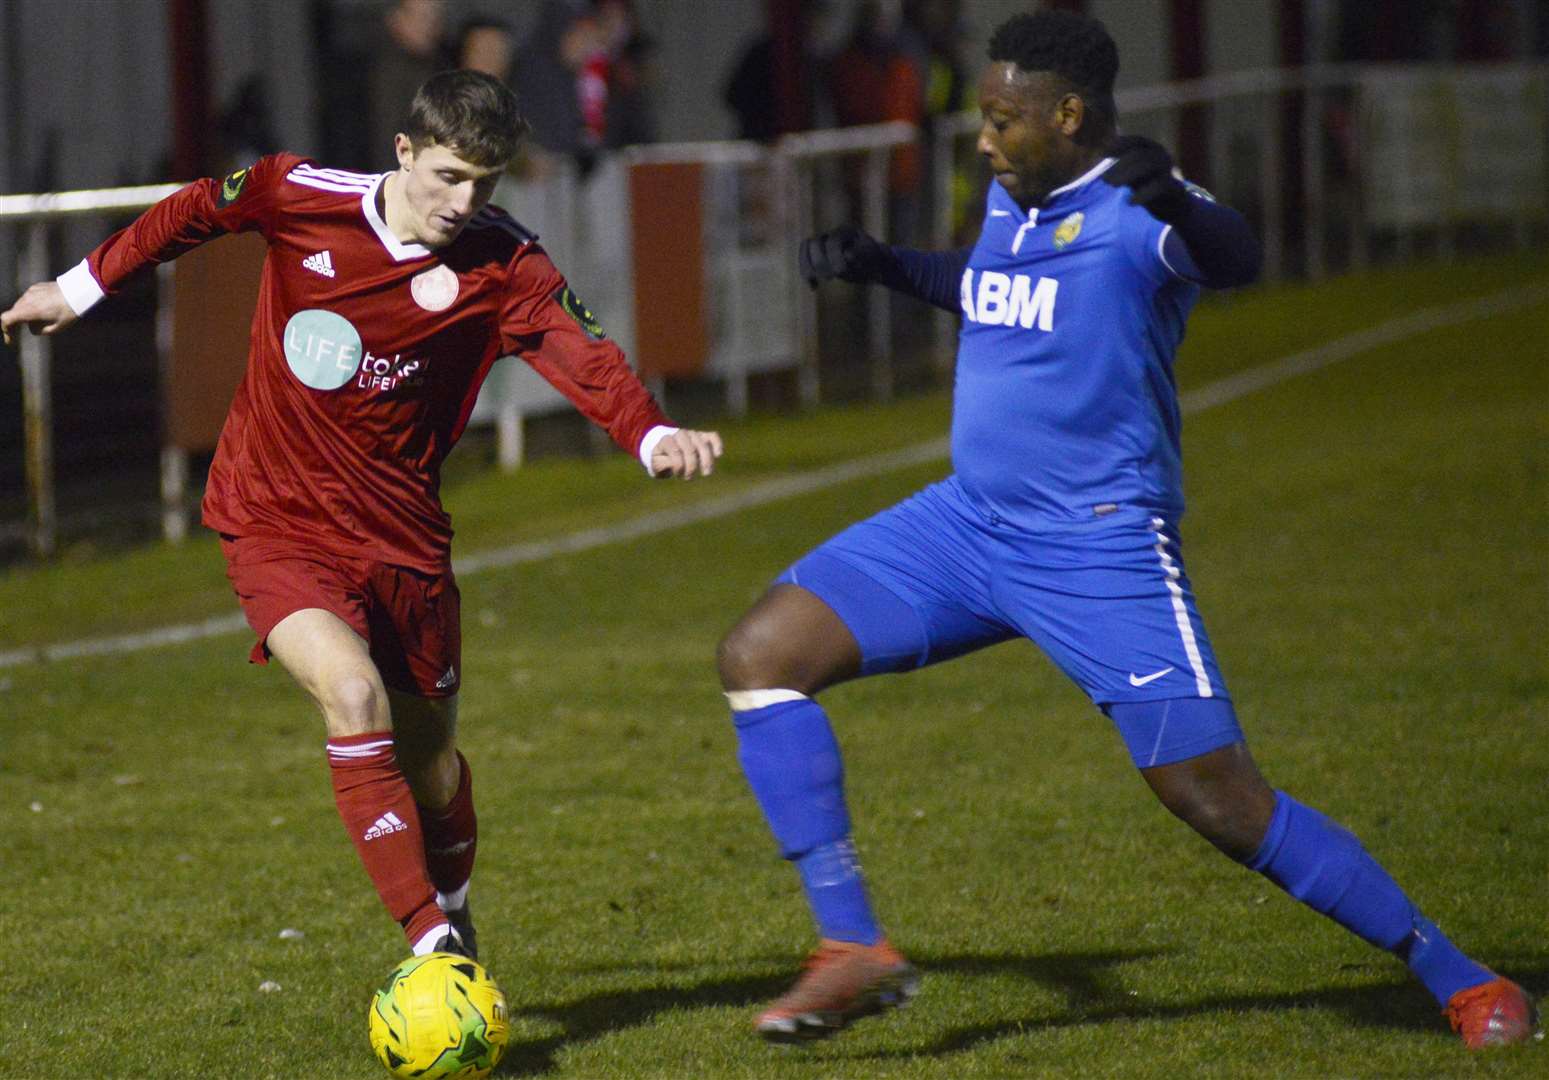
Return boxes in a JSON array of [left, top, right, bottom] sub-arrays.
[[282, 309, 361, 390]]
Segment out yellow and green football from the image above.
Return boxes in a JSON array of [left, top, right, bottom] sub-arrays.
[[368, 952, 509, 1079]]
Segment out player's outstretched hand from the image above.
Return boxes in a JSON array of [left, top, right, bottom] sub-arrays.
[[650, 428, 724, 480], [1, 281, 77, 348], [798, 225, 884, 288], [1102, 135, 1192, 224]]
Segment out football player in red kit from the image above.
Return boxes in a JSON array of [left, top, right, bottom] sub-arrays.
[[2, 70, 723, 960]]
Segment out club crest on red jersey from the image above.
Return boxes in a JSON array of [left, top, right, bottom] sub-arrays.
[[411, 265, 459, 312]]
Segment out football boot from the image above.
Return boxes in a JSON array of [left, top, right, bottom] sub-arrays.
[[433, 924, 475, 961], [1445, 975, 1540, 1049], [442, 902, 478, 961], [755, 938, 918, 1044]]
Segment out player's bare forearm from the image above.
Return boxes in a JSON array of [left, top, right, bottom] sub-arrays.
[[0, 281, 77, 347], [650, 428, 724, 479]]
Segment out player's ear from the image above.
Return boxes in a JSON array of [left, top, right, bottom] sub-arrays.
[[1054, 93, 1086, 138], [394, 134, 416, 172]]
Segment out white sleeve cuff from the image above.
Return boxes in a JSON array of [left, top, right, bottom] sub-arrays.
[[57, 260, 106, 316], [638, 424, 679, 473]]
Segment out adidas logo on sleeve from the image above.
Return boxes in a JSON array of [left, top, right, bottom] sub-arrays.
[[302, 250, 336, 278], [363, 811, 408, 841]]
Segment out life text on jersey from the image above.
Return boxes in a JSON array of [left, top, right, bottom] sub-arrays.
[[283, 308, 427, 394]]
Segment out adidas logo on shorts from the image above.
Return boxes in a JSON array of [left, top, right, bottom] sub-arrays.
[[302, 250, 336, 277], [363, 811, 408, 841], [435, 665, 457, 690]]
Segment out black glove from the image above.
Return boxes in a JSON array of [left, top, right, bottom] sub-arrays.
[[798, 224, 885, 288], [1102, 135, 1193, 224]]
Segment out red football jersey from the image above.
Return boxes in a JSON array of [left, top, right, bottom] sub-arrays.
[[68, 153, 671, 573]]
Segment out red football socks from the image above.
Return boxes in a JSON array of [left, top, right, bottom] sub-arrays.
[[326, 731, 445, 949], [418, 751, 478, 901]]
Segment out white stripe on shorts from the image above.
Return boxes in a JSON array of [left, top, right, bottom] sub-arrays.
[[1150, 517, 1212, 697]]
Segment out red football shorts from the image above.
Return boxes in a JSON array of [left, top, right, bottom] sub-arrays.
[[220, 534, 462, 698]]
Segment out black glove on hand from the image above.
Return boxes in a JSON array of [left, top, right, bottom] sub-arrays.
[[1102, 135, 1193, 225], [798, 224, 885, 288]]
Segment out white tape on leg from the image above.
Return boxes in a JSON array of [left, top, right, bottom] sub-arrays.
[[725, 689, 809, 711]]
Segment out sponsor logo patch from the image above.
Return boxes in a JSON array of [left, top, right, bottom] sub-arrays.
[[363, 811, 409, 841], [1128, 667, 1175, 688], [217, 166, 251, 207], [554, 286, 606, 340], [282, 309, 361, 391], [302, 250, 336, 278]]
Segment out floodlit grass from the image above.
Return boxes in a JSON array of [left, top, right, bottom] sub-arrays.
[[1, 251, 1546, 1078]]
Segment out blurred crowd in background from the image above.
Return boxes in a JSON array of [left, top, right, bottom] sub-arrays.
[[2, 0, 1544, 558], [221, 0, 972, 198]]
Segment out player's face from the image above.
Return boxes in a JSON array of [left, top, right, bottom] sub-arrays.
[[393, 138, 505, 248], [976, 62, 1084, 210]]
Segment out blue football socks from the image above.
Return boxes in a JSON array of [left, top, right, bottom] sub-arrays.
[[1249, 791, 1492, 1004], [733, 697, 882, 945]]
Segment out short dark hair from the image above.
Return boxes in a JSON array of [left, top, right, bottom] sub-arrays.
[[988, 10, 1119, 139], [404, 69, 530, 167]]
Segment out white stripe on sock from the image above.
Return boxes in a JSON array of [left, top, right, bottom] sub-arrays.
[[411, 923, 452, 956], [326, 738, 395, 758]]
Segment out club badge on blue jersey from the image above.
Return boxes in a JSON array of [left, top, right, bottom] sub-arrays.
[[1053, 212, 1084, 249]]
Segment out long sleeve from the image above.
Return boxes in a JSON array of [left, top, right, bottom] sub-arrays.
[[498, 245, 672, 458], [872, 245, 972, 312], [1161, 194, 1261, 289], [63, 154, 295, 314]]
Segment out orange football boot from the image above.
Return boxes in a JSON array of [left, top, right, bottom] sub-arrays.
[[1444, 975, 1540, 1049], [755, 938, 919, 1043]]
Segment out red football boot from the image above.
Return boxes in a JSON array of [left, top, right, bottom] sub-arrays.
[[1444, 975, 1540, 1049]]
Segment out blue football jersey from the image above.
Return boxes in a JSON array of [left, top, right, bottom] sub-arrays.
[[951, 159, 1200, 527]]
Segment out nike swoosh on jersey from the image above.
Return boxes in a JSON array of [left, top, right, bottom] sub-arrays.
[[1128, 667, 1175, 687]]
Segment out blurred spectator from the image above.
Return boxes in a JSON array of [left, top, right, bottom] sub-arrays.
[[514, 1, 653, 176], [826, 0, 925, 232], [905, 0, 969, 123], [513, 0, 597, 172], [903, 0, 976, 243], [368, 0, 450, 168], [575, 11, 612, 151], [214, 75, 280, 176], [599, 0, 658, 149], [454, 15, 517, 82], [723, 0, 837, 142]]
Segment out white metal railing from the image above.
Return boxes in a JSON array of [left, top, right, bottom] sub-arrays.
[[5, 64, 1545, 557], [1, 184, 183, 555], [613, 121, 916, 414]]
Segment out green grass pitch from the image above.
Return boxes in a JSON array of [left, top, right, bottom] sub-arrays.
[[1, 251, 1545, 1078]]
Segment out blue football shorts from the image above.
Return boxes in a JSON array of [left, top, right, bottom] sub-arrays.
[[776, 476, 1242, 767]]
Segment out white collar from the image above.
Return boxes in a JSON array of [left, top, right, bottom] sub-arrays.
[[362, 172, 432, 262], [1046, 157, 1118, 203]]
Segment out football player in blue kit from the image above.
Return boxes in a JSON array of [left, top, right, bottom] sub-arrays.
[[716, 8, 1537, 1050]]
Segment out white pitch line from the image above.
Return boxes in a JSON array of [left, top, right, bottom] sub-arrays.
[[4, 281, 1545, 670]]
